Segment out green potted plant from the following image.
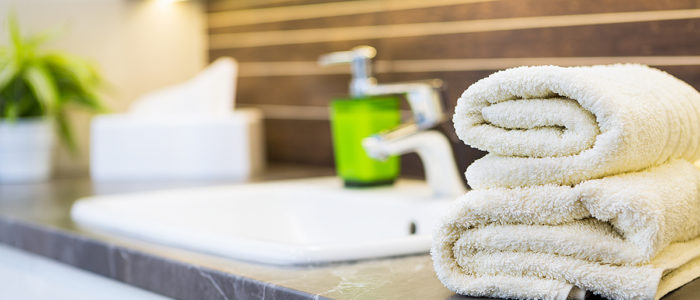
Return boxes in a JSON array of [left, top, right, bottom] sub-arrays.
[[0, 15, 106, 182]]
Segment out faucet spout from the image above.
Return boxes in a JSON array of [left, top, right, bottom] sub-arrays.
[[363, 128, 467, 197]]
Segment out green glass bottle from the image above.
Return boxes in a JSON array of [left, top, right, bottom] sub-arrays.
[[330, 96, 401, 187]]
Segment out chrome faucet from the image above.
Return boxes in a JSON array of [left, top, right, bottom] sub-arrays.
[[319, 46, 466, 197]]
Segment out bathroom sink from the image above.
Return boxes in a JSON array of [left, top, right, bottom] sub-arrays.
[[71, 177, 454, 265]]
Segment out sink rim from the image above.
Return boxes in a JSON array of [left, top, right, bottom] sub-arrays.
[[71, 176, 453, 265]]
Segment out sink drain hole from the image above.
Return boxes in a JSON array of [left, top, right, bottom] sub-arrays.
[[409, 221, 417, 235]]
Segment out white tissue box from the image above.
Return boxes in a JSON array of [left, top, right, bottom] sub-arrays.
[[90, 108, 264, 181]]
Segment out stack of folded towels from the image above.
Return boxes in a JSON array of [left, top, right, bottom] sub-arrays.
[[431, 64, 700, 300]]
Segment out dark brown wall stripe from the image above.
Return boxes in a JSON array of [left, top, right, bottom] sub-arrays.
[[209, 9, 700, 49]]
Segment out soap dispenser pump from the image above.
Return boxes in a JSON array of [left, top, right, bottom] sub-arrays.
[[319, 46, 401, 187]]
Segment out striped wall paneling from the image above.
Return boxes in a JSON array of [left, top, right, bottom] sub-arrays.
[[207, 0, 700, 183]]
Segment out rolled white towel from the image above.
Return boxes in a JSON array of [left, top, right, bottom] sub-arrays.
[[454, 64, 700, 189], [431, 160, 700, 300]]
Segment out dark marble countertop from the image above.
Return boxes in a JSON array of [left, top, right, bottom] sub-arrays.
[[0, 165, 698, 300]]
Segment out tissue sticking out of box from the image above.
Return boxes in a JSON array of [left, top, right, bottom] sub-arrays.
[[129, 57, 238, 116]]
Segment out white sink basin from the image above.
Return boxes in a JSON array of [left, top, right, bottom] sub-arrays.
[[71, 177, 453, 265]]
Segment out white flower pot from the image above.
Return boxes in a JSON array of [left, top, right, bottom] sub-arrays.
[[0, 118, 54, 183]]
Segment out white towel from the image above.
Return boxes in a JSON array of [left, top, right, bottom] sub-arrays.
[[432, 160, 700, 299], [434, 64, 700, 299], [453, 64, 700, 189]]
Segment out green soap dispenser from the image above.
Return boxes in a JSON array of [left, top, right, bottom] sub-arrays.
[[330, 96, 400, 187], [320, 46, 400, 187]]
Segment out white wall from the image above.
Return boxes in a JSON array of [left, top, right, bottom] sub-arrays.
[[0, 0, 207, 176]]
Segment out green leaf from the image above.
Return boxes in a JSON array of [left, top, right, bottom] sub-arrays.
[[2, 98, 17, 119], [0, 59, 18, 90], [22, 62, 58, 113], [46, 53, 101, 85], [16, 92, 39, 116], [68, 91, 107, 113], [45, 54, 109, 115], [55, 110, 76, 153]]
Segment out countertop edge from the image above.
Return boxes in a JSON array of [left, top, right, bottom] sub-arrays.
[[0, 216, 330, 300]]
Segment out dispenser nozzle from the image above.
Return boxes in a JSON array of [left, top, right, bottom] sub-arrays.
[[318, 46, 376, 66], [318, 46, 377, 97]]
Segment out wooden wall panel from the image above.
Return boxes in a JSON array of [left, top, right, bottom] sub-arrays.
[[263, 119, 335, 165], [206, 0, 700, 183], [210, 19, 700, 61], [208, 0, 700, 33]]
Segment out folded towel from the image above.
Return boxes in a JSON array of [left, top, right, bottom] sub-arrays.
[[432, 160, 700, 299], [433, 64, 700, 299], [453, 64, 700, 189]]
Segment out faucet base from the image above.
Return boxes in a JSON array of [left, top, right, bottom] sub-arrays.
[[363, 130, 467, 197]]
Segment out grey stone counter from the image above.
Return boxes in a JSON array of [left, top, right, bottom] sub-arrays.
[[0, 165, 698, 300]]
